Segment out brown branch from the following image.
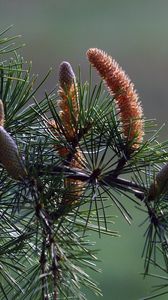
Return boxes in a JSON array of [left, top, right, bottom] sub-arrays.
[[32, 180, 59, 299], [40, 236, 48, 300]]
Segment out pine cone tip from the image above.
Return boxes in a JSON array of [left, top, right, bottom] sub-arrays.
[[59, 61, 75, 89]]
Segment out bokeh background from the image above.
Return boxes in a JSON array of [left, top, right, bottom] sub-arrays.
[[1, 0, 168, 299]]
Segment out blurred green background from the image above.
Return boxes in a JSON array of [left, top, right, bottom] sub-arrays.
[[2, 0, 168, 299]]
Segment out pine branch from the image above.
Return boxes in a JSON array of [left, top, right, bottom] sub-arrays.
[[1, 28, 168, 300]]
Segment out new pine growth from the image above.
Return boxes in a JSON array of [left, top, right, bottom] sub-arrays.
[[87, 48, 144, 150]]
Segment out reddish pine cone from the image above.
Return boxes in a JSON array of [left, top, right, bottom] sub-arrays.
[[87, 48, 144, 149], [0, 126, 27, 180], [0, 100, 4, 126]]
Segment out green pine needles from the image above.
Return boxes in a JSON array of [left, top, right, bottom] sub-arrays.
[[1, 27, 168, 300]]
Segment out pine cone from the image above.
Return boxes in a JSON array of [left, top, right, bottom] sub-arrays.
[[0, 126, 27, 180]]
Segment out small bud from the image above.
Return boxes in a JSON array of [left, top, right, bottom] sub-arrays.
[[155, 164, 168, 195], [148, 164, 168, 201], [59, 61, 76, 90], [0, 126, 27, 180], [0, 100, 5, 126]]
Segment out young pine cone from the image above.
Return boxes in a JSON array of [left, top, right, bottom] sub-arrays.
[[87, 48, 144, 150], [0, 126, 27, 180], [148, 163, 168, 201]]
